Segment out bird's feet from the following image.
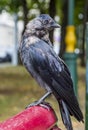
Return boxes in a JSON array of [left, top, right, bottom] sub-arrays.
[[26, 91, 52, 109], [26, 101, 51, 110], [25, 100, 40, 109]]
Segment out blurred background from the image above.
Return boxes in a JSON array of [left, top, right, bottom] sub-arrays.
[[0, 0, 88, 130]]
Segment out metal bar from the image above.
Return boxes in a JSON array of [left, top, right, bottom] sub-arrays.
[[68, 0, 74, 25], [12, 13, 18, 66], [64, 0, 77, 95]]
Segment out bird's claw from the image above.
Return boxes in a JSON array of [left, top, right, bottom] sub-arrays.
[[25, 101, 51, 110], [39, 101, 51, 110], [25, 101, 39, 109]]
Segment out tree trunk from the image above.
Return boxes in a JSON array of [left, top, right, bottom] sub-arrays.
[[80, 0, 88, 66], [18, 0, 29, 64], [21, 0, 29, 35], [59, 1, 68, 58], [49, 0, 56, 44]]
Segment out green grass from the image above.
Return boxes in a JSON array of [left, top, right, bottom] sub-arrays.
[[0, 65, 85, 129], [0, 66, 44, 120]]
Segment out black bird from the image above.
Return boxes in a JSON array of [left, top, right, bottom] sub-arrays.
[[19, 14, 83, 130]]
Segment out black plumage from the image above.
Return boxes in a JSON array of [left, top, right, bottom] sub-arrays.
[[19, 14, 83, 130]]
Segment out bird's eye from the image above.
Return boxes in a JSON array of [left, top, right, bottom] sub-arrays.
[[43, 20, 49, 25]]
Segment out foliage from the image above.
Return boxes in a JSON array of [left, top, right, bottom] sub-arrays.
[[0, 0, 62, 26], [74, 0, 85, 25], [0, 0, 86, 56], [0, 0, 21, 13], [0, 0, 85, 25]]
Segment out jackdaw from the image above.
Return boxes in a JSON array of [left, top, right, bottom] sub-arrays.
[[19, 14, 83, 130]]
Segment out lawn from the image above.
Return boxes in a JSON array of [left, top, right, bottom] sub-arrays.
[[0, 65, 85, 130]]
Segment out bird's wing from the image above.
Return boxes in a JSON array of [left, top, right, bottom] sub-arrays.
[[29, 42, 73, 93], [29, 41, 83, 122]]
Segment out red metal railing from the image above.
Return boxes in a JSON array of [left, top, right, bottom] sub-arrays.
[[0, 103, 61, 130]]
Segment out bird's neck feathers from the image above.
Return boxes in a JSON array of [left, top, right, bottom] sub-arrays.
[[41, 34, 52, 46], [25, 26, 47, 37], [24, 28, 52, 46]]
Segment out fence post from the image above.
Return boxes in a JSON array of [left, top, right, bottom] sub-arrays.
[[64, 0, 78, 96]]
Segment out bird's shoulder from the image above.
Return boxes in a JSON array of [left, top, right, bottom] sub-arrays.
[[24, 35, 41, 46], [29, 40, 65, 74], [28, 40, 73, 87]]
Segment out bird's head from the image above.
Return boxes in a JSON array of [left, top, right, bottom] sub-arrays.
[[26, 14, 60, 35]]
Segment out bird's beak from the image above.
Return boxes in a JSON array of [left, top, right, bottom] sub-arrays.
[[51, 22, 60, 28], [48, 21, 60, 31]]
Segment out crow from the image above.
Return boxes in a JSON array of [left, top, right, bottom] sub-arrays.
[[19, 14, 84, 130]]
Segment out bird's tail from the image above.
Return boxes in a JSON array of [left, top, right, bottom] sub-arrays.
[[58, 100, 73, 130]]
